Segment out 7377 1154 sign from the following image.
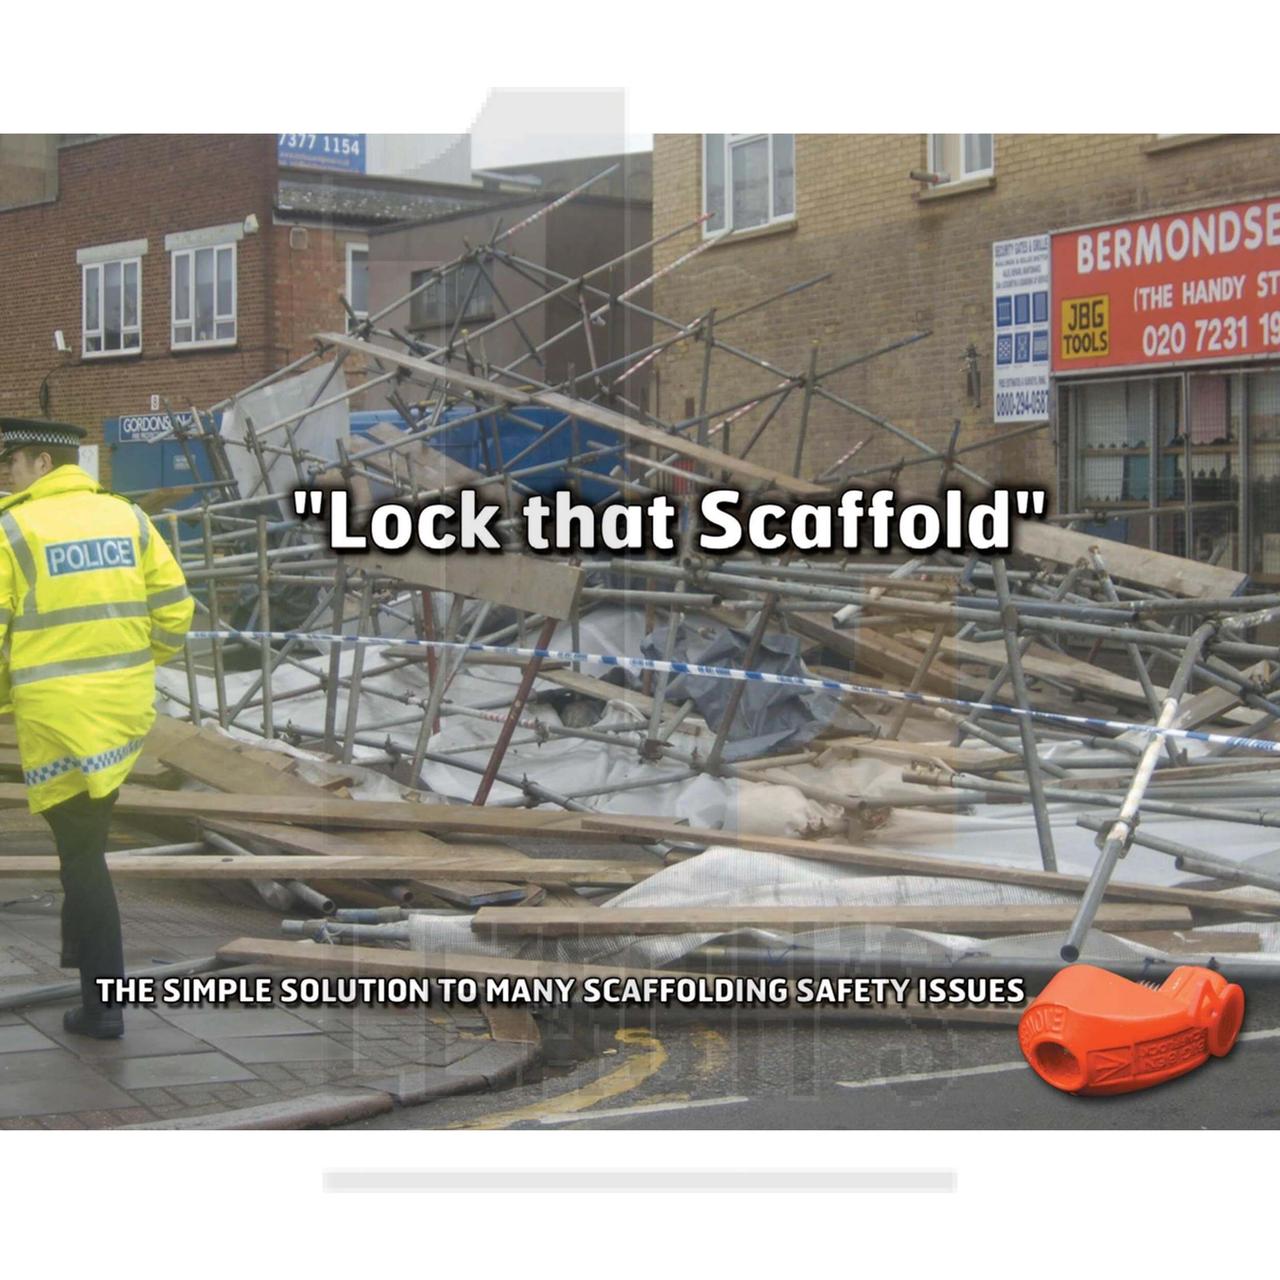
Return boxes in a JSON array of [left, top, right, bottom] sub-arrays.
[[277, 134, 366, 174], [1051, 197, 1280, 373]]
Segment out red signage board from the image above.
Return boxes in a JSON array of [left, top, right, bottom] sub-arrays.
[[1051, 196, 1280, 373]]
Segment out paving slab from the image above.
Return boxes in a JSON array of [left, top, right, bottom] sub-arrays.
[[23, 1003, 169, 1041], [159, 1008, 321, 1038], [0, 917, 63, 947], [0, 1024, 57, 1054], [209, 1034, 359, 1066], [0, 1050, 136, 1119], [423, 1036, 492, 1068], [42, 1025, 211, 1061], [99, 1052, 259, 1090]]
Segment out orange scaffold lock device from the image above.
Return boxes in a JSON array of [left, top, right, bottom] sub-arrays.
[[1017, 964, 1245, 1095]]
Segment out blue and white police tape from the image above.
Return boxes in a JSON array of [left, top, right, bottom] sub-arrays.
[[186, 628, 1280, 757]]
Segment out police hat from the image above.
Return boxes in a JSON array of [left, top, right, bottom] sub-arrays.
[[0, 418, 87, 462]]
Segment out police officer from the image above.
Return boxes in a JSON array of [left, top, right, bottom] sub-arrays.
[[0, 418, 194, 1039]]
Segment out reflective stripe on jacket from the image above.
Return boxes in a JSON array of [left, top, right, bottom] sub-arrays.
[[0, 465, 194, 812]]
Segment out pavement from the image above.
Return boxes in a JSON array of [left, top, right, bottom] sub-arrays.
[[0, 876, 540, 1130]]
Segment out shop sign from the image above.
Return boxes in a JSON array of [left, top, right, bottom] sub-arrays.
[[992, 234, 1051, 422], [1051, 196, 1280, 372]]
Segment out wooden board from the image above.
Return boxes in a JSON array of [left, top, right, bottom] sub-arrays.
[[144, 717, 323, 797], [403, 879, 533, 908], [472, 903, 1193, 937], [0, 853, 656, 887], [1115, 929, 1262, 954], [576, 814, 1280, 920], [911, 632, 1261, 731], [317, 332, 826, 497], [205, 816, 455, 858], [1014, 521, 1247, 599], [143, 726, 534, 882], [364, 545, 582, 621], [0, 785, 604, 837], [211, 819, 550, 908], [817, 735, 1020, 772], [791, 613, 988, 697], [918, 632, 1156, 707], [135, 486, 202, 515], [1032, 757, 1280, 792], [0, 809, 163, 855], [1172, 660, 1276, 731]]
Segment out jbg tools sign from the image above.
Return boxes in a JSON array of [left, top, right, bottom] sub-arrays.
[[1051, 196, 1280, 372], [992, 235, 1052, 423]]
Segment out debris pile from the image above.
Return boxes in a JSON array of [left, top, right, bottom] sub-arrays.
[[8, 165, 1280, 1014]]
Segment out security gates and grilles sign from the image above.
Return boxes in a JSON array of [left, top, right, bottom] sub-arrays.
[[992, 234, 1051, 423]]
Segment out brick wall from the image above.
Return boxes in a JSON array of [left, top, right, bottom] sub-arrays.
[[270, 221, 375, 365], [650, 134, 1280, 498], [0, 134, 355, 484]]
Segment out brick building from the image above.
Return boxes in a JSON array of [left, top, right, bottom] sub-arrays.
[[650, 134, 1280, 578], [0, 134, 510, 485]]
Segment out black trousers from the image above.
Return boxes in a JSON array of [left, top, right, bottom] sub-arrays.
[[42, 789, 124, 1016]]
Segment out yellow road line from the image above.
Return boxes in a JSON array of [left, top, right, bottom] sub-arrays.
[[691, 1027, 730, 1080], [447, 1027, 667, 1130]]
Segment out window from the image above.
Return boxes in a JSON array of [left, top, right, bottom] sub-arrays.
[[409, 263, 494, 331], [1064, 373, 1248, 569], [171, 243, 236, 348], [82, 257, 141, 356], [346, 243, 368, 330], [928, 134, 994, 183], [702, 134, 795, 236]]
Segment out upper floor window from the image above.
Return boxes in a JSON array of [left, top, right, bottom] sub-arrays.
[[346, 243, 369, 330], [409, 263, 494, 332], [82, 256, 141, 357], [171, 243, 237, 349], [703, 134, 795, 236], [928, 134, 994, 184]]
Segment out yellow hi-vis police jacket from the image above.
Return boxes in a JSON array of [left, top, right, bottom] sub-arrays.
[[0, 465, 195, 813]]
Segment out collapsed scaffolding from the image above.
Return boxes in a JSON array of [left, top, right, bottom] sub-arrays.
[[21, 162, 1280, 999]]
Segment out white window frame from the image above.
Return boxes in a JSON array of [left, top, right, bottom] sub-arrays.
[[81, 256, 143, 359], [928, 134, 995, 184], [170, 242, 238, 351], [346, 241, 369, 331], [701, 134, 796, 238]]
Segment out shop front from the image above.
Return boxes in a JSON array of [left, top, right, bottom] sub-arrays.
[[1050, 195, 1280, 582]]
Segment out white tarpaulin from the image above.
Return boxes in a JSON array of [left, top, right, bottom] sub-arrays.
[[219, 362, 350, 513]]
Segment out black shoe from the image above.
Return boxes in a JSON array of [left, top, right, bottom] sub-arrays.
[[62, 1005, 124, 1040]]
